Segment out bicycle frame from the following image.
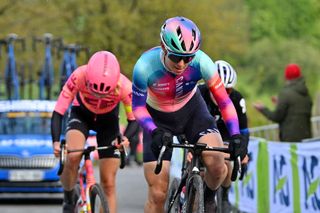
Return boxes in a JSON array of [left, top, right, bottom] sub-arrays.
[[33, 33, 62, 100], [158, 138, 241, 213], [58, 44, 89, 89], [76, 148, 99, 212], [0, 33, 25, 100]]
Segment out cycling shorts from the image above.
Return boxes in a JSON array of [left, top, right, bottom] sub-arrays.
[[65, 104, 120, 159], [143, 89, 218, 162]]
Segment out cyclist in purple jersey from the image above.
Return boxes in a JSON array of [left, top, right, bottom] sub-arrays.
[[132, 16, 248, 212]]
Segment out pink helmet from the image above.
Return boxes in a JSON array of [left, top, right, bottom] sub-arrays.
[[86, 51, 120, 95]]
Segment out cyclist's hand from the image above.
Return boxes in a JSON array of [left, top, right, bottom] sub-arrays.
[[186, 151, 193, 162], [53, 141, 61, 158], [241, 154, 249, 164], [228, 134, 247, 160], [118, 136, 130, 151], [151, 128, 172, 158]]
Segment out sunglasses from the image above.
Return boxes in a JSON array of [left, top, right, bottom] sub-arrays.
[[167, 52, 195, 63]]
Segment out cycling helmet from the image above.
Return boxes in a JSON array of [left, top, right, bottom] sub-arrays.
[[216, 60, 237, 88], [86, 51, 120, 95], [160, 16, 201, 55]]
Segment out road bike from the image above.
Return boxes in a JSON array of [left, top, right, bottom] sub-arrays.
[[0, 33, 25, 100], [58, 43, 89, 90], [33, 33, 62, 100], [57, 135, 127, 213], [155, 135, 241, 213]]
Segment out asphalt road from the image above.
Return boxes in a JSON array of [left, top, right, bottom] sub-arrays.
[[0, 163, 147, 213]]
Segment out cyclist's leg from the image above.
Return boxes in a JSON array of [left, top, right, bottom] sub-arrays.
[[144, 161, 171, 213], [60, 107, 90, 212], [60, 129, 86, 212], [95, 105, 121, 213], [61, 129, 86, 190], [143, 130, 172, 213], [99, 157, 120, 213], [184, 92, 228, 190], [198, 133, 227, 189]]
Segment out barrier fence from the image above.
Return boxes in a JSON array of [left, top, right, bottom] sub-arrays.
[[229, 137, 320, 213], [249, 116, 320, 142]]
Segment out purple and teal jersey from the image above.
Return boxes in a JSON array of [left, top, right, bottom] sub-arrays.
[[132, 46, 240, 135]]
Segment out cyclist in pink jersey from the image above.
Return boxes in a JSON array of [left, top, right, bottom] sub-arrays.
[[132, 16, 248, 212], [51, 51, 140, 213]]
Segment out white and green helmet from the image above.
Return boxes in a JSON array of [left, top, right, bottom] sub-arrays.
[[160, 16, 201, 55]]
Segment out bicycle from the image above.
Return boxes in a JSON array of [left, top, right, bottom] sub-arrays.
[[0, 33, 25, 100], [155, 135, 241, 213], [57, 135, 127, 213], [33, 33, 62, 100], [58, 43, 89, 90]]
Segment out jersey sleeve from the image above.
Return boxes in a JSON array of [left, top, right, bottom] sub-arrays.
[[198, 53, 240, 136], [132, 58, 157, 134], [232, 91, 249, 136], [119, 74, 135, 121], [54, 66, 85, 115]]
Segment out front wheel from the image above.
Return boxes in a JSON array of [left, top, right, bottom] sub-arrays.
[[185, 174, 204, 213], [89, 183, 109, 213]]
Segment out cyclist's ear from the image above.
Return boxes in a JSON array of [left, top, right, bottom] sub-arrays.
[[160, 42, 167, 54]]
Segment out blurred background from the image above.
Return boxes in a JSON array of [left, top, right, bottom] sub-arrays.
[[0, 0, 319, 127], [0, 1, 320, 212]]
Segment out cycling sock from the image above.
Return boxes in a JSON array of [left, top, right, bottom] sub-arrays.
[[63, 189, 75, 204], [221, 186, 230, 201], [204, 183, 217, 200], [204, 183, 217, 211]]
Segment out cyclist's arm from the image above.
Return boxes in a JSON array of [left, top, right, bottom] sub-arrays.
[[54, 66, 84, 115], [51, 66, 83, 143], [132, 60, 157, 134], [119, 74, 140, 139], [198, 53, 240, 136], [51, 111, 63, 143], [259, 90, 288, 123], [231, 91, 249, 141], [207, 73, 239, 136]]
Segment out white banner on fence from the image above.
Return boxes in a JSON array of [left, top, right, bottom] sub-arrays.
[[229, 138, 259, 213], [297, 142, 320, 213], [228, 138, 320, 213], [267, 141, 294, 213]]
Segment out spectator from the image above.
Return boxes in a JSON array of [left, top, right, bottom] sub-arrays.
[[253, 63, 312, 142]]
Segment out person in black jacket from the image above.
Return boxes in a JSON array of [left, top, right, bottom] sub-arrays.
[[198, 60, 249, 212]]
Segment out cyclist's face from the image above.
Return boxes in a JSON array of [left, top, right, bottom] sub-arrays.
[[86, 83, 108, 98], [164, 51, 195, 75]]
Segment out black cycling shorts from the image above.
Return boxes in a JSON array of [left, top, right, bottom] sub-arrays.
[[65, 104, 120, 159], [143, 89, 219, 163]]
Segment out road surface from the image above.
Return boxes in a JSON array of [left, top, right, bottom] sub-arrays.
[[0, 163, 147, 213]]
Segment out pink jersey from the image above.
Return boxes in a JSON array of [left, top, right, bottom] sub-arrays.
[[54, 65, 135, 120]]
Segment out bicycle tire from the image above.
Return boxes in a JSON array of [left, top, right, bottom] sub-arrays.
[[185, 174, 204, 213], [165, 178, 182, 213], [89, 183, 109, 213]]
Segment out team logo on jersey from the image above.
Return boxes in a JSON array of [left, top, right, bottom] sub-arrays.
[[199, 128, 219, 136]]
